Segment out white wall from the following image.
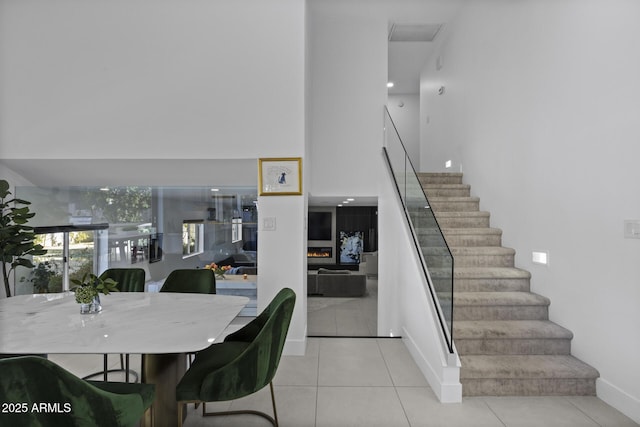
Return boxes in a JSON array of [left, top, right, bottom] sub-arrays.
[[421, 0, 640, 421], [257, 195, 308, 355], [307, 1, 388, 198], [387, 94, 420, 170], [0, 0, 308, 353], [0, 0, 304, 160], [307, 0, 462, 199]]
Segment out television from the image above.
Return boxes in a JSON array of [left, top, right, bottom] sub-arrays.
[[308, 212, 332, 241], [148, 233, 163, 263]]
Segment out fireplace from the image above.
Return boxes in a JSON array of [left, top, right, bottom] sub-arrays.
[[307, 247, 332, 258]]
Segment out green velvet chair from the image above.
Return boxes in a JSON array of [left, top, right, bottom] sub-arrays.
[[175, 287, 296, 427], [159, 268, 217, 369], [159, 269, 216, 294], [83, 268, 146, 383], [101, 268, 146, 293], [0, 355, 155, 427]]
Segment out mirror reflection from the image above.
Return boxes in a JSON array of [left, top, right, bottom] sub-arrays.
[[13, 185, 258, 295]]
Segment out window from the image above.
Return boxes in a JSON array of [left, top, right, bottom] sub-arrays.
[[232, 217, 242, 243], [182, 220, 204, 257]]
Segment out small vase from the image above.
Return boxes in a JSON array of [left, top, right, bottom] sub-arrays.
[[80, 295, 102, 314]]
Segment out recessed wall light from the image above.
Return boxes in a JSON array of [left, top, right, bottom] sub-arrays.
[[347, 198, 354, 201], [532, 251, 549, 265], [387, 82, 394, 88], [210, 188, 220, 192]]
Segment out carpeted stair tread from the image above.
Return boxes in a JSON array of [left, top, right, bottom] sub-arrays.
[[424, 246, 515, 256], [454, 267, 531, 280], [422, 184, 471, 195], [417, 227, 501, 236], [455, 292, 549, 306], [420, 229, 502, 246], [449, 247, 516, 268], [454, 320, 573, 340], [450, 246, 515, 256], [422, 183, 469, 188], [418, 172, 463, 184], [434, 211, 490, 219], [459, 355, 599, 380], [442, 228, 502, 236], [429, 196, 480, 203], [429, 198, 480, 212]]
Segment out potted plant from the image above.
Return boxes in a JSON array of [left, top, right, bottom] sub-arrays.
[[0, 179, 47, 298], [71, 273, 119, 314], [204, 262, 232, 279], [21, 260, 58, 293]]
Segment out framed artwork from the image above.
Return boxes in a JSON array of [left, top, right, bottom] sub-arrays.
[[339, 231, 364, 264], [258, 157, 302, 196]]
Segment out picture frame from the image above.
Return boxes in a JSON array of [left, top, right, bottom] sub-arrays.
[[258, 157, 302, 196]]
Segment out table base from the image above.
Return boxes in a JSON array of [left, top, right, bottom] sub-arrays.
[[141, 353, 187, 427]]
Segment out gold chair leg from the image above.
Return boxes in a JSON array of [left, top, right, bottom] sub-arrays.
[[270, 382, 279, 427]]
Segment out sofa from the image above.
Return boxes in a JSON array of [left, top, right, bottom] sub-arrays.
[[307, 268, 366, 297]]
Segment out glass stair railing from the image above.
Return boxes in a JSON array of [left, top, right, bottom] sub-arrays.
[[382, 106, 454, 353]]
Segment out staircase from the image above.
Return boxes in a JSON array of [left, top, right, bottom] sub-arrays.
[[419, 172, 599, 396]]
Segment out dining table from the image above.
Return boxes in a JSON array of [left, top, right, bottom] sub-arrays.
[[0, 291, 249, 427]]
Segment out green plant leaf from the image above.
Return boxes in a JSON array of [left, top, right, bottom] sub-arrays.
[[0, 180, 10, 197], [13, 258, 35, 269]]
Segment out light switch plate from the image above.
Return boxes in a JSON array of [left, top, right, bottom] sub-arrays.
[[263, 217, 276, 231], [624, 220, 640, 239]]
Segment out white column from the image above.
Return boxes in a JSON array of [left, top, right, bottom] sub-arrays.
[[257, 195, 307, 356]]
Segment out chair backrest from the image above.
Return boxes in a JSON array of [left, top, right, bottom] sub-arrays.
[[99, 268, 146, 292], [199, 288, 295, 401], [159, 269, 216, 294], [0, 356, 148, 427]]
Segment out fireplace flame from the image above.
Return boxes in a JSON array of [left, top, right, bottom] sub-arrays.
[[307, 248, 332, 258]]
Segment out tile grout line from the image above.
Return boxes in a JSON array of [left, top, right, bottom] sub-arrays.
[[564, 396, 605, 427], [481, 397, 508, 427], [376, 338, 413, 426], [314, 338, 321, 427]]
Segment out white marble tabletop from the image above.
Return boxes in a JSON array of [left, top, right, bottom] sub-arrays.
[[0, 292, 248, 354]]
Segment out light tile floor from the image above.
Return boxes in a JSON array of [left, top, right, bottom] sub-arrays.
[[50, 337, 639, 427], [307, 276, 378, 336]]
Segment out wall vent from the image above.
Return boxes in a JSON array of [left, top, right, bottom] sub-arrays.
[[388, 23, 442, 42]]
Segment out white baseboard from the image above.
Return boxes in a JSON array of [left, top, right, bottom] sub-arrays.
[[283, 335, 307, 356], [402, 327, 462, 403], [597, 378, 640, 424]]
